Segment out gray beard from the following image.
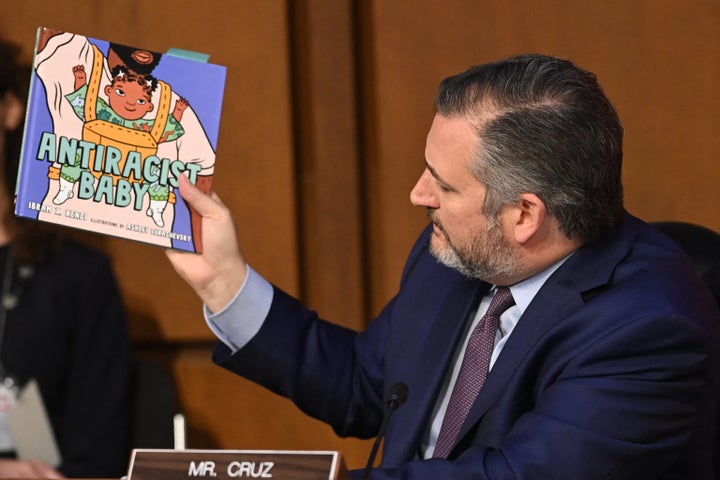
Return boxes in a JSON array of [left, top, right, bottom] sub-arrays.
[[429, 221, 519, 281]]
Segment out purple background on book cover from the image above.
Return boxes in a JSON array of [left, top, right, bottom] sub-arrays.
[[17, 35, 226, 251]]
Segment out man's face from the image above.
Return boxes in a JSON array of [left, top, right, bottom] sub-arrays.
[[410, 114, 519, 282]]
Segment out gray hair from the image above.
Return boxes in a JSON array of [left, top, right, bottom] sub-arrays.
[[435, 54, 624, 242]]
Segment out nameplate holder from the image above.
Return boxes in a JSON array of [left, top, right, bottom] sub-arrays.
[[127, 449, 348, 480]]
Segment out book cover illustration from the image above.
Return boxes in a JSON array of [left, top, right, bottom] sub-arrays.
[[15, 27, 227, 252]]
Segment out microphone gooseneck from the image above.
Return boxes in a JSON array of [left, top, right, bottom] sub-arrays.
[[361, 382, 409, 480]]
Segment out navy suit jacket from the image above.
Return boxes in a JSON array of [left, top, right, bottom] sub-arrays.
[[215, 213, 720, 479]]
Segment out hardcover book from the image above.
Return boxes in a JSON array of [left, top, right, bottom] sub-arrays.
[[14, 27, 227, 252]]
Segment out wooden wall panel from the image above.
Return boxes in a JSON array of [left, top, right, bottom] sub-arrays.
[[281, 0, 373, 463], [359, 0, 720, 314], [289, 0, 366, 329]]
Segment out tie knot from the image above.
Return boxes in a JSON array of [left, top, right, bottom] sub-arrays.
[[486, 286, 515, 317]]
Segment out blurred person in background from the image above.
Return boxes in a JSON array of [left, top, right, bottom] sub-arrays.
[[0, 36, 132, 478]]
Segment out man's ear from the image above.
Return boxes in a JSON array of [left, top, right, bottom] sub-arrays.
[[1, 92, 24, 131], [510, 193, 547, 245]]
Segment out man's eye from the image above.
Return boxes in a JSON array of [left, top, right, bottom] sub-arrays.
[[435, 179, 450, 192]]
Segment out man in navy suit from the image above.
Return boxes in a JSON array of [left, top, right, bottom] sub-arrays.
[[167, 54, 720, 479]]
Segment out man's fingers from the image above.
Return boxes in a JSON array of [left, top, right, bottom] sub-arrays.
[[178, 174, 223, 217]]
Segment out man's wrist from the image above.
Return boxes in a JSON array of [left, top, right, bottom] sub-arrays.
[[202, 261, 248, 314]]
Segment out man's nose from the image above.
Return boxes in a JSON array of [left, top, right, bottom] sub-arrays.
[[410, 169, 438, 208]]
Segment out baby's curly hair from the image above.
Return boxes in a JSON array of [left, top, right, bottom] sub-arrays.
[[110, 65, 158, 93]]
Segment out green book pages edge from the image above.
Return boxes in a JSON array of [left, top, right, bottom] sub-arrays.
[[166, 47, 210, 63]]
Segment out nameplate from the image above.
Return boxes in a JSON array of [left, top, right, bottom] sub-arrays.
[[127, 449, 348, 480]]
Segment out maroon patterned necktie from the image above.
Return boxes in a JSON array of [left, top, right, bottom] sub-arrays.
[[432, 286, 515, 459]]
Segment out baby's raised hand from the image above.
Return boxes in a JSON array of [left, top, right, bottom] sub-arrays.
[[72, 64, 86, 82]]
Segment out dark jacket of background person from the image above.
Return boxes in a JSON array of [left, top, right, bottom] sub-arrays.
[[0, 36, 132, 478]]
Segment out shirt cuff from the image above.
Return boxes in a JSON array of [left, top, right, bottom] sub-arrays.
[[204, 265, 274, 352]]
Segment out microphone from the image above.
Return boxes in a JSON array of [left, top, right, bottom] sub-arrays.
[[361, 382, 409, 480]]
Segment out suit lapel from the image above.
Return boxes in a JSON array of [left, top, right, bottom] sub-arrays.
[[388, 277, 489, 461]]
